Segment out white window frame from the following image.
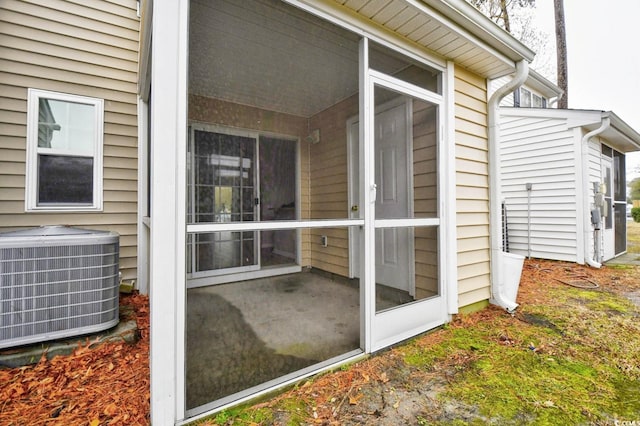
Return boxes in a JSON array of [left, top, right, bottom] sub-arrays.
[[25, 89, 104, 212]]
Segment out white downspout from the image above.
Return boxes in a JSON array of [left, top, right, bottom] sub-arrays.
[[581, 116, 610, 269], [548, 92, 563, 108], [488, 60, 529, 312]]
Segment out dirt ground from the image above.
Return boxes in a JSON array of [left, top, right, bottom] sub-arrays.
[[1, 251, 639, 425]]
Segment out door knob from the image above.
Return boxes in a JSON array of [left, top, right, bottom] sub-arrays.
[[351, 205, 359, 212]]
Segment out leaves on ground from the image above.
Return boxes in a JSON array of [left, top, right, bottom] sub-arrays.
[[0, 294, 150, 425]]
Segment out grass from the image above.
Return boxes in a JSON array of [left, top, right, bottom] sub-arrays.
[[628, 219, 640, 254], [414, 285, 640, 424]]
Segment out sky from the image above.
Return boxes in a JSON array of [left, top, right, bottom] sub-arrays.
[[535, 0, 640, 182]]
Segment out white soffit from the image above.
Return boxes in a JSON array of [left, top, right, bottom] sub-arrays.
[[334, 0, 534, 77]]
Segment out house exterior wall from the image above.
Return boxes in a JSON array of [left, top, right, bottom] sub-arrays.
[[453, 66, 491, 308], [412, 101, 438, 297], [307, 96, 358, 277], [0, 0, 140, 279], [500, 113, 579, 262]]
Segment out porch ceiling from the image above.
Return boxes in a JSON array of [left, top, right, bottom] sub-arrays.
[[189, 0, 532, 118]]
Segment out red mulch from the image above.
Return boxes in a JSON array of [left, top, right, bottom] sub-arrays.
[[0, 294, 150, 425]]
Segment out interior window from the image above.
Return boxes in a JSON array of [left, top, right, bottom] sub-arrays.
[[26, 89, 103, 211]]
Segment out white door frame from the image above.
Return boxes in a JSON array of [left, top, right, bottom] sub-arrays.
[[365, 70, 448, 351]]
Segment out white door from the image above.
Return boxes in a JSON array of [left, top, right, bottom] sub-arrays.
[[374, 101, 411, 294], [348, 99, 413, 295], [349, 80, 447, 351], [602, 157, 615, 260]]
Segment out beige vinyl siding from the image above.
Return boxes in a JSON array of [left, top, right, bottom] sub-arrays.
[[412, 101, 438, 297], [0, 0, 140, 279], [454, 66, 491, 309], [307, 96, 358, 277]]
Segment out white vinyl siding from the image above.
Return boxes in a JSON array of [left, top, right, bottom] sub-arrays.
[[0, 0, 139, 279], [500, 114, 579, 262]]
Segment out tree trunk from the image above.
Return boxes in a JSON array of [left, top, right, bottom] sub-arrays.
[[500, 0, 510, 33], [554, 0, 568, 108]]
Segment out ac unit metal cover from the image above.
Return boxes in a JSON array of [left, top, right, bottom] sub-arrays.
[[0, 226, 120, 349]]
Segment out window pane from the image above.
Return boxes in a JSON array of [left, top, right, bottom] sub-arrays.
[[369, 41, 442, 94], [520, 88, 531, 107], [38, 155, 93, 204], [613, 150, 626, 201], [259, 136, 297, 221], [604, 165, 613, 230], [189, 130, 257, 224], [532, 94, 543, 108], [375, 226, 439, 312], [614, 203, 626, 255], [38, 98, 95, 154]]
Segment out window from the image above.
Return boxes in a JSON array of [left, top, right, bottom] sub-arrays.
[[515, 87, 547, 108], [532, 93, 543, 108], [520, 88, 532, 107], [26, 89, 104, 211]]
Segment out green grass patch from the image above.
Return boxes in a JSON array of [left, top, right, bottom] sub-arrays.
[[193, 405, 273, 426], [402, 283, 640, 424]]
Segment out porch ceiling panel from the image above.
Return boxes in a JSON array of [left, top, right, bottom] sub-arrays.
[[189, 0, 361, 118], [189, 0, 530, 118]]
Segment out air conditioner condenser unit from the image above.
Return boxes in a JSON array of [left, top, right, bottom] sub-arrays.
[[0, 226, 120, 349]]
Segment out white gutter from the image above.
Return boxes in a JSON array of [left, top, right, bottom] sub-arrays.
[[487, 60, 529, 313], [580, 116, 611, 268]]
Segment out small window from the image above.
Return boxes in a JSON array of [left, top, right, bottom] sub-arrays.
[[532, 93, 544, 108], [26, 89, 104, 211], [520, 88, 532, 107]]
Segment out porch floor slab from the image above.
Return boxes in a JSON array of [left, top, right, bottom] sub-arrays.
[[185, 270, 361, 409], [605, 252, 640, 266]]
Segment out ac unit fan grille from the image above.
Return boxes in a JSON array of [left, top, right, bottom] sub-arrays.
[[0, 240, 119, 348]]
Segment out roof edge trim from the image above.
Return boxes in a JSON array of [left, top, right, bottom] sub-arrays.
[[420, 0, 535, 63]]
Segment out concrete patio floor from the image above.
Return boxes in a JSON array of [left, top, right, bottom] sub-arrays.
[[184, 269, 415, 410], [185, 270, 362, 409]]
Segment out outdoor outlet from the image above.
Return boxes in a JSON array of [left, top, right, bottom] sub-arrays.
[[321, 235, 328, 247]]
